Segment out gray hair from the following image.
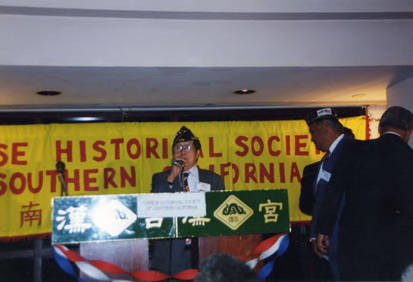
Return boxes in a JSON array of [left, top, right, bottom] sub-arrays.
[[195, 254, 259, 282], [379, 106, 413, 131], [402, 264, 413, 282]]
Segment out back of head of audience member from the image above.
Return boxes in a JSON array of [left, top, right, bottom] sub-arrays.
[[194, 253, 259, 282], [306, 107, 344, 152], [402, 263, 413, 282], [379, 106, 413, 143]]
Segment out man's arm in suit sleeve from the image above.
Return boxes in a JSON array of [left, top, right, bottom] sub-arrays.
[[312, 157, 348, 255], [299, 162, 319, 215], [317, 142, 359, 236], [151, 172, 171, 193]]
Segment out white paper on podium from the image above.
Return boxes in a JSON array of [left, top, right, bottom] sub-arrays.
[[137, 192, 206, 218]]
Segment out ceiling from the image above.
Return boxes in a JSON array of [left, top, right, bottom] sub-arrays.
[[1, 1, 413, 111], [0, 65, 412, 109]]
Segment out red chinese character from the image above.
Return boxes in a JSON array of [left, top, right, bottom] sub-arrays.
[[20, 201, 42, 227]]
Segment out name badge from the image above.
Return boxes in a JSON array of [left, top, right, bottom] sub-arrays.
[[197, 182, 211, 192], [320, 169, 331, 182]]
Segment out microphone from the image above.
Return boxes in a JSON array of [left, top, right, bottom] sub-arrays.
[[56, 161, 65, 173], [171, 159, 183, 168], [56, 161, 68, 196]]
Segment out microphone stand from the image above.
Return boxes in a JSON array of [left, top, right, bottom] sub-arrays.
[[56, 161, 68, 196], [168, 159, 184, 277]]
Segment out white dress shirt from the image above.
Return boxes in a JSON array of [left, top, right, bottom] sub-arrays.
[[185, 165, 200, 192]]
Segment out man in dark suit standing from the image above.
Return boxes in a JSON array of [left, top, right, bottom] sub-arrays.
[[150, 126, 225, 280], [299, 127, 354, 217], [303, 108, 355, 280], [317, 106, 413, 281], [298, 160, 331, 281]]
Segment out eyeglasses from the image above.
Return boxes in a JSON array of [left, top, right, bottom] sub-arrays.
[[173, 144, 192, 153]]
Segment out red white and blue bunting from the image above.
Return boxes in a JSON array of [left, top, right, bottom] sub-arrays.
[[53, 233, 289, 281]]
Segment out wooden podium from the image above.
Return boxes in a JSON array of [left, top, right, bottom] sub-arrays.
[[80, 239, 149, 273], [53, 190, 289, 279], [199, 234, 262, 261], [80, 234, 262, 273]]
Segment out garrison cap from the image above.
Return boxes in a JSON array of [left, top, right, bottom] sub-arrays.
[[172, 126, 201, 150]]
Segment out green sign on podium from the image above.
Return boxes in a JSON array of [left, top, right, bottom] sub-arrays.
[[52, 190, 289, 244]]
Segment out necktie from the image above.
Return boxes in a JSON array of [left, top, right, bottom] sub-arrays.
[[323, 151, 330, 164], [182, 172, 193, 247], [183, 172, 190, 192]]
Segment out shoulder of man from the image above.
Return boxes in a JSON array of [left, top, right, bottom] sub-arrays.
[[151, 170, 173, 187], [342, 138, 369, 153], [303, 161, 321, 174], [328, 139, 365, 171], [152, 170, 170, 179], [198, 168, 225, 190], [198, 168, 220, 178], [378, 134, 413, 163], [380, 132, 412, 148]]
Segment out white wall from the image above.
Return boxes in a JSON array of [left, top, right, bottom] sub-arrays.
[[367, 105, 386, 139], [1, 15, 413, 67], [1, 0, 412, 13]]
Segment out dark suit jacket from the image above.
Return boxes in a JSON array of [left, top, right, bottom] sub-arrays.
[[311, 136, 351, 240], [151, 167, 225, 193], [299, 161, 321, 216], [318, 134, 413, 280], [150, 167, 225, 276]]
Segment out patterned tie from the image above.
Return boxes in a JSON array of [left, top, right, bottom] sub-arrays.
[[183, 172, 190, 192]]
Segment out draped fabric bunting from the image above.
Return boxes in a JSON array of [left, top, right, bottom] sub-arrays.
[[248, 233, 290, 279], [0, 117, 366, 239], [53, 233, 288, 281]]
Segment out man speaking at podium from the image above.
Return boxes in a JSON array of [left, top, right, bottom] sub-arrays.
[[150, 126, 225, 280]]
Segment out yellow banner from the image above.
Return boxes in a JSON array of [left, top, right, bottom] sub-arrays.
[[0, 117, 366, 238]]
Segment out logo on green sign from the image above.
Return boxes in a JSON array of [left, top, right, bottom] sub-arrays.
[[214, 195, 253, 230]]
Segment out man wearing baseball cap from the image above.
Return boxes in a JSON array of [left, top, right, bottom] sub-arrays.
[[305, 107, 354, 280]]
